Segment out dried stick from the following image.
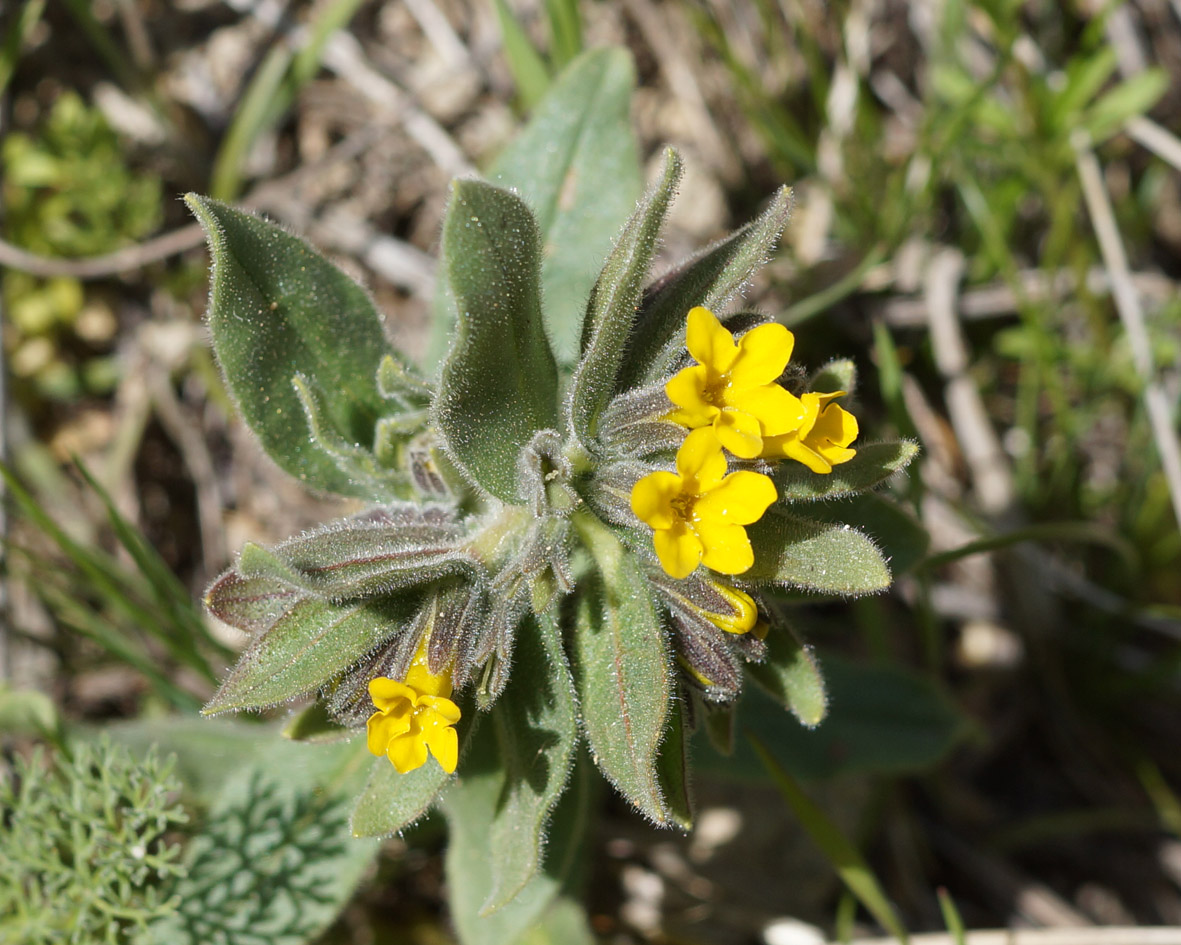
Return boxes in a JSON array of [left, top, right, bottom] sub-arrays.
[[1074, 131, 1181, 535]]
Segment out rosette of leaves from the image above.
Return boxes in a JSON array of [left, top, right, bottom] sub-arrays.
[[190, 48, 917, 934]]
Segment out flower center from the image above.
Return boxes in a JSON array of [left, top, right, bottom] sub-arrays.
[[670, 492, 697, 523]]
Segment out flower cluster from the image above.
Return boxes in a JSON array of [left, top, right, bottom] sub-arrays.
[[633, 306, 859, 584], [366, 641, 461, 774]]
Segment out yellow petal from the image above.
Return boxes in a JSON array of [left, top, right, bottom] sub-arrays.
[[780, 437, 833, 474], [695, 521, 755, 574], [675, 427, 728, 488], [818, 444, 857, 466], [695, 470, 778, 525], [809, 400, 859, 449], [631, 471, 684, 530], [664, 365, 717, 427], [405, 661, 452, 698], [795, 392, 822, 440], [653, 522, 704, 579], [387, 730, 429, 773], [725, 384, 805, 437], [369, 677, 417, 712], [366, 710, 409, 756], [713, 408, 763, 459], [419, 695, 462, 725], [425, 723, 459, 774], [729, 323, 794, 388], [685, 306, 738, 372]]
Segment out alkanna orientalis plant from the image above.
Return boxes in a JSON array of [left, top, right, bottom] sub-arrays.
[[188, 48, 917, 933]]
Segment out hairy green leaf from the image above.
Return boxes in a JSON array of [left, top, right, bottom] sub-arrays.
[[568, 148, 682, 449], [483, 611, 579, 912], [805, 492, 929, 576], [204, 594, 418, 714], [571, 516, 672, 823], [774, 441, 919, 502], [488, 47, 642, 365], [434, 179, 559, 502], [655, 696, 693, 831], [185, 195, 394, 498], [442, 743, 596, 945], [809, 358, 857, 396], [746, 509, 891, 595], [748, 625, 828, 726], [622, 186, 793, 389]]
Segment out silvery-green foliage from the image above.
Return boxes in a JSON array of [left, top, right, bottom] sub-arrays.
[[190, 46, 928, 941], [0, 739, 187, 945]]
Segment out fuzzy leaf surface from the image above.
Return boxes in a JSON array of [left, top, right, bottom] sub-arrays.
[[350, 703, 478, 837], [483, 611, 579, 912], [622, 186, 792, 389], [240, 520, 471, 600], [748, 626, 828, 726], [774, 441, 919, 503], [489, 47, 642, 365], [746, 509, 891, 595], [435, 179, 559, 502], [205, 594, 418, 714], [805, 492, 929, 576], [571, 521, 672, 823], [809, 358, 857, 396], [568, 148, 682, 448], [186, 195, 393, 498], [442, 743, 596, 945]]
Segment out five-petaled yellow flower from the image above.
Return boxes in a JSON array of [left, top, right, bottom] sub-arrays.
[[761, 391, 859, 473], [665, 306, 805, 459], [631, 427, 777, 579], [366, 653, 461, 774]]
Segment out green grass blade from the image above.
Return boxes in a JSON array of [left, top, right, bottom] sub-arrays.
[[493, 0, 552, 109], [747, 731, 909, 943], [918, 521, 1138, 574], [542, 0, 582, 67], [937, 889, 967, 945], [0, 0, 46, 94]]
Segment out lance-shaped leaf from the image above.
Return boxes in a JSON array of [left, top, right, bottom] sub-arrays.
[[620, 186, 793, 390], [434, 180, 560, 502], [654, 696, 693, 831], [238, 517, 471, 601], [810, 358, 857, 396], [204, 591, 419, 714], [185, 195, 394, 498], [774, 440, 919, 503], [748, 624, 828, 727], [351, 705, 478, 837], [482, 611, 579, 912], [804, 492, 929, 576], [486, 47, 642, 366], [568, 149, 682, 449], [745, 509, 891, 595], [571, 517, 672, 823], [204, 569, 302, 635], [442, 740, 597, 945]]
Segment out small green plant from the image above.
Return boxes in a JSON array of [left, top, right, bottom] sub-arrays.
[[188, 48, 917, 939], [1, 90, 162, 398], [0, 738, 188, 944]]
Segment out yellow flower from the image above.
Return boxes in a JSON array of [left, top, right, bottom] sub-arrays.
[[366, 652, 460, 774], [631, 427, 777, 579], [761, 391, 859, 473], [665, 306, 805, 459]]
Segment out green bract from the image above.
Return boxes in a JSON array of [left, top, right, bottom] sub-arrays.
[[190, 48, 919, 935]]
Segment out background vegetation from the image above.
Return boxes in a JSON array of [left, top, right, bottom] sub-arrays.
[[1, 0, 1179, 942]]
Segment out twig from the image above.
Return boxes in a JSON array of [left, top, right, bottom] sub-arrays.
[[1074, 131, 1181, 535], [1126, 116, 1181, 175], [0, 225, 207, 280], [402, 0, 471, 69], [924, 247, 1015, 516], [842, 929, 1181, 945], [879, 268, 1178, 326]]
